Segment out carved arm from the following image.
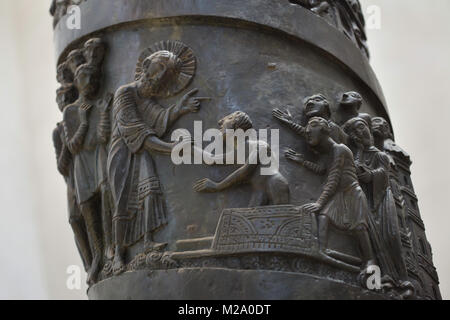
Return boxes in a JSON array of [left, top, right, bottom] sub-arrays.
[[63, 120, 88, 155], [287, 121, 307, 137], [303, 160, 327, 175], [285, 149, 326, 175], [144, 135, 175, 155], [316, 153, 344, 209], [97, 94, 113, 144], [53, 125, 72, 177], [216, 162, 258, 191]]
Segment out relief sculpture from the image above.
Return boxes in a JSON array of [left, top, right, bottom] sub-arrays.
[[62, 39, 113, 284], [193, 111, 290, 206], [107, 41, 203, 274], [289, 0, 369, 57], [284, 117, 376, 277], [343, 116, 415, 296], [273, 94, 347, 145], [49, 0, 440, 300], [51, 33, 438, 299]]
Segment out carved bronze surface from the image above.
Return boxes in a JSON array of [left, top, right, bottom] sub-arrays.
[[51, 0, 441, 300]]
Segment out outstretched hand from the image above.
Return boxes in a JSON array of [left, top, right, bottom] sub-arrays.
[[179, 88, 202, 113], [193, 178, 219, 193], [302, 203, 322, 215], [272, 108, 293, 124], [285, 148, 304, 164]]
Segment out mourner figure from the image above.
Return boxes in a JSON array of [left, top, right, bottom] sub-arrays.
[[343, 117, 408, 283], [372, 117, 411, 164], [285, 117, 376, 275], [273, 94, 347, 144]]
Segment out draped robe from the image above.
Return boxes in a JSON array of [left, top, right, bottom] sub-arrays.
[[317, 144, 369, 231], [356, 146, 406, 281], [108, 85, 175, 246]]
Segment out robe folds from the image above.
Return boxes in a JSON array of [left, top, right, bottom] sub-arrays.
[[318, 144, 369, 231], [108, 86, 175, 246], [357, 146, 406, 281], [63, 102, 108, 205]]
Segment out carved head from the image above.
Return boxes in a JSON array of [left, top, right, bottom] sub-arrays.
[[305, 117, 331, 147], [56, 62, 73, 85], [136, 50, 182, 98], [343, 117, 374, 147], [83, 38, 106, 66], [56, 85, 78, 112], [372, 117, 393, 140], [67, 49, 86, 74], [218, 111, 253, 139], [74, 64, 100, 98], [340, 91, 363, 111], [304, 94, 331, 120]]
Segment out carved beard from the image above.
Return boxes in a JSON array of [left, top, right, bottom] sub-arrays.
[[372, 125, 389, 140], [350, 131, 373, 148], [140, 77, 161, 97]]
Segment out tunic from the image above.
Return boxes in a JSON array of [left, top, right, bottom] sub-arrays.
[[356, 146, 405, 281], [63, 101, 109, 205], [317, 144, 369, 231]]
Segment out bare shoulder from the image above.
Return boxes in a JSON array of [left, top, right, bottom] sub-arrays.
[[115, 83, 135, 98], [333, 143, 353, 158]]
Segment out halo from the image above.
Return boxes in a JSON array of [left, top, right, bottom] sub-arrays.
[[135, 40, 196, 97]]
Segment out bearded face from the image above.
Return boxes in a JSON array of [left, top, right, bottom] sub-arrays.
[[350, 120, 373, 147], [75, 68, 99, 98], [137, 57, 168, 98], [371, 117, 391, 140]]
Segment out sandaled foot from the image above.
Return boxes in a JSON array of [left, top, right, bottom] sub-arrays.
[[87, 256, 101, 285], [112, 256, 126, 276], [144, 241, 168, 253], [105, 246, 114, 260]]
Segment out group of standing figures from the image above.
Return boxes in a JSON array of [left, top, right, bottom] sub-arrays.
[[273, 92, 412, 294], [53, 38, 114, 284], [53, 39, 205, 284], [53, 37, 411, 295]]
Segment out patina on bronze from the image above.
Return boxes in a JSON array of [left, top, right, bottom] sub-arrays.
[[51, 0, 441, 300]]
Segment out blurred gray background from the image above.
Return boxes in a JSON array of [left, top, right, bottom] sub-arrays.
[[0, 0, 448, 299]]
